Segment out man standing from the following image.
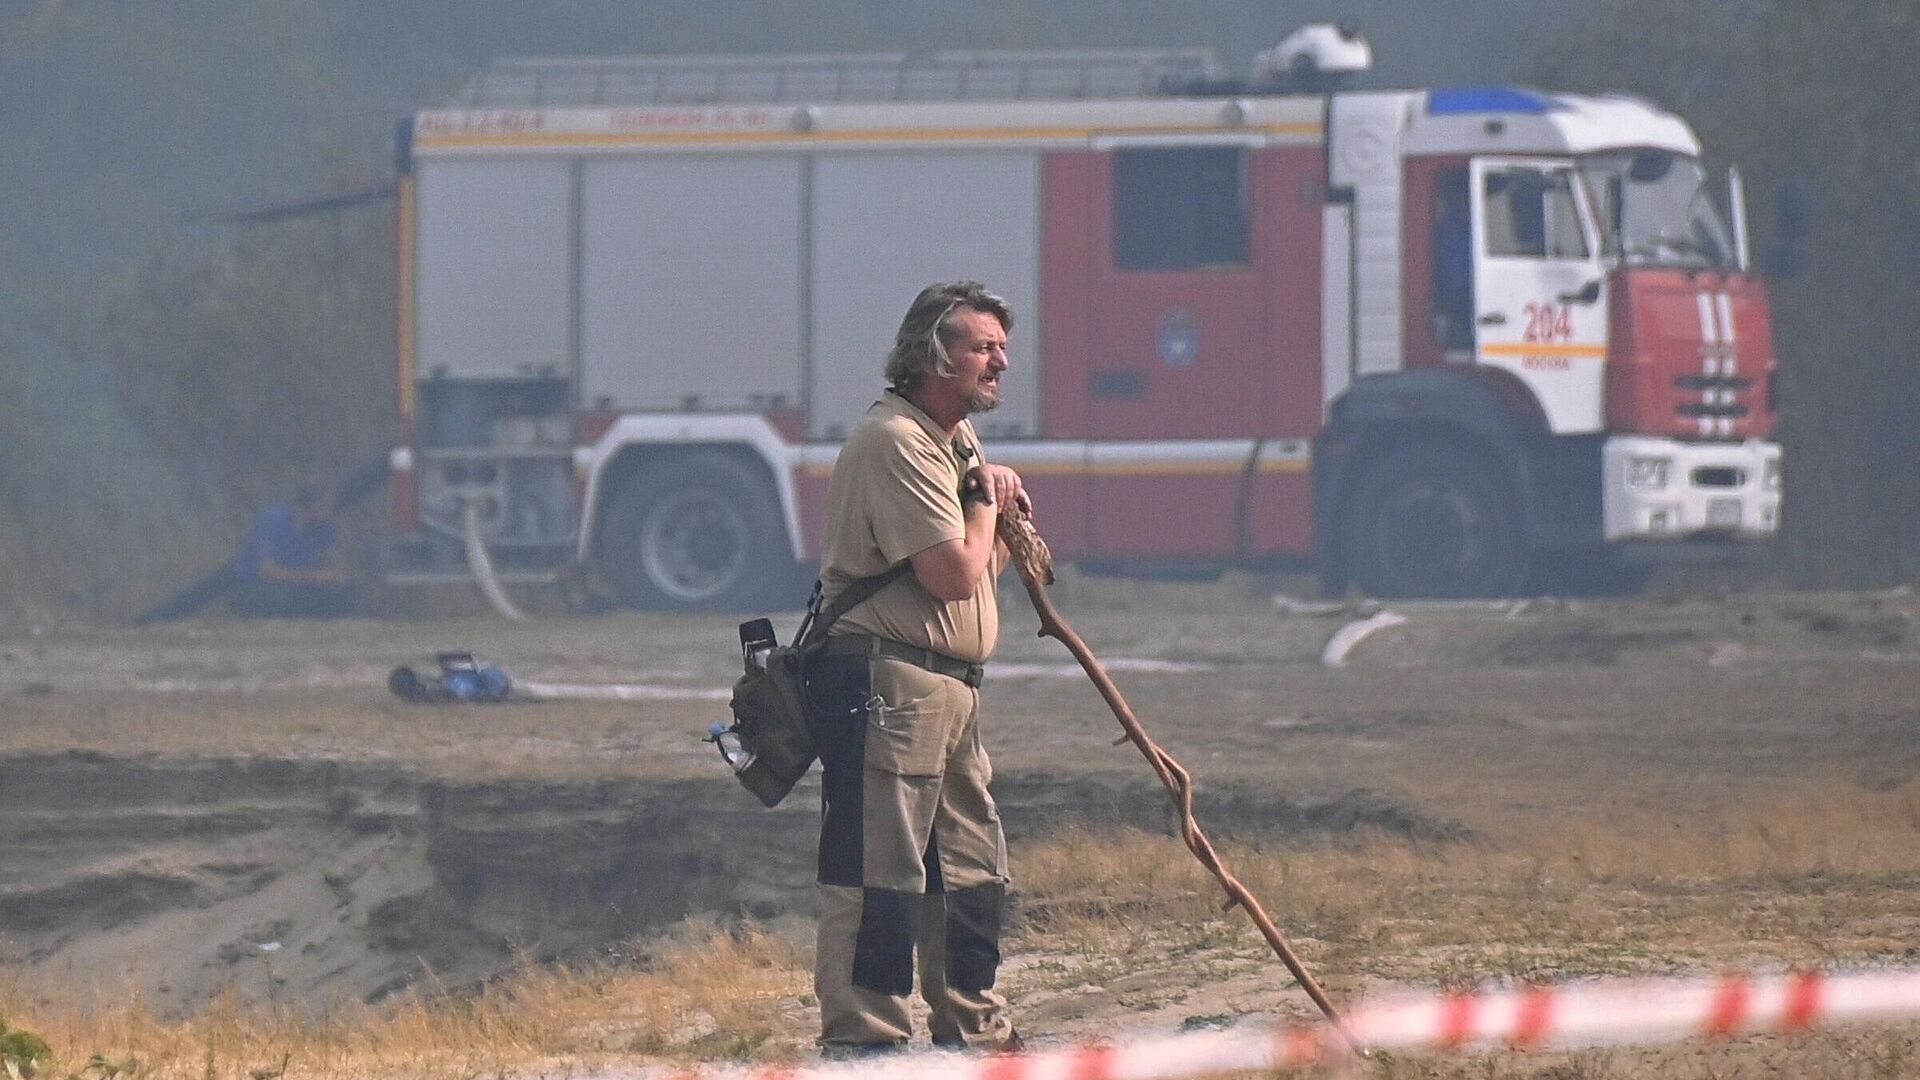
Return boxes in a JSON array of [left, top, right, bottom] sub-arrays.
[[808, 281, 1029, 1055]]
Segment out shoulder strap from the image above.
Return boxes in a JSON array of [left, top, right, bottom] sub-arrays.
[[794, 562, 914, 647]]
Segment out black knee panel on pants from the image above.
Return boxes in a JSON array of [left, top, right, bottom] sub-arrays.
[[944, 882, 1005, 991], [852, 886, 918, 996], [810, 656, 871, 889]]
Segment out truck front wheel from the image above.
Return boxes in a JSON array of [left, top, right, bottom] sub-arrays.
[[1342, 444, 1527, 598], [597, 453, 793, 611]]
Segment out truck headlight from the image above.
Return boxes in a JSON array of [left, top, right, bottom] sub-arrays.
[[1627, 456, 1671, 492], [1763, 457, 1781, 492]]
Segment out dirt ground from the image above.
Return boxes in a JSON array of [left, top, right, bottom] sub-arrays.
[[3, 567, 1919, 1074]]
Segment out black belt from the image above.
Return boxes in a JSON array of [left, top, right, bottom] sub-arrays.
[[821, 633, 986, 688]]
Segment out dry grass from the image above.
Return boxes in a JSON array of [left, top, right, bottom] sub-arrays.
[[9, 783, 1920, 1078], [0, 925, 812, 1080], [1005, 784, 1920, 1075], [1020, 779, 1920, 988]]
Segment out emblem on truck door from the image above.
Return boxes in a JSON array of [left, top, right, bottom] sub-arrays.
[[1158, 309, 1200, 368]]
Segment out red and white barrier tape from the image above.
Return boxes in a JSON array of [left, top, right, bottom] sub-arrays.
[[592, 967, 1920, 1080]]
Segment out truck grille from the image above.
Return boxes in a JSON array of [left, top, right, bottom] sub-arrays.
[[1676, 402, 1751, 418], [1672, 374, 1754, 391]]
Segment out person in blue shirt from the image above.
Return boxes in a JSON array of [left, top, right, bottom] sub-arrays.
[[232, 480, 356, 617]]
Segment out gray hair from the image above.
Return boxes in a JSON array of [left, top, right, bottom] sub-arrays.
[[883, 281, 1013, 393]]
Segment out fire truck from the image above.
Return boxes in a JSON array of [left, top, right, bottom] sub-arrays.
[[386, 25, 1782, 608]]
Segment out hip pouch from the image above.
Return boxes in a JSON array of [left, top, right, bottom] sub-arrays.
[[726, 640, 818, 807], [717, 564, 910, 807]]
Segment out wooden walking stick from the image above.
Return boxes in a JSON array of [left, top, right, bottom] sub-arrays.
[[997, 506, 1363, 1056]]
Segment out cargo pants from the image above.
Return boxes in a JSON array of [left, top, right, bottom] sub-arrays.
[[808, 650, 1013, 1050]]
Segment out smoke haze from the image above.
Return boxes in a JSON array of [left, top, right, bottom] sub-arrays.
[[2, 0, 1911, 615]]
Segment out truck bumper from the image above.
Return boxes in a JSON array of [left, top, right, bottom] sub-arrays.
[[1601, 436, 1780, 542]]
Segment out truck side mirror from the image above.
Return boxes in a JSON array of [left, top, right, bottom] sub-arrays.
[[1773, 179, 1812, 243], [1763, 178, 1812, 280], [1761, 242, 1807, 280]]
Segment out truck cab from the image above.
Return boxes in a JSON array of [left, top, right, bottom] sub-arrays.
[[1316, 87, 1780, 596]]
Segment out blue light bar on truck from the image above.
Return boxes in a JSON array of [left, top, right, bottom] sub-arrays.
[[1427, 86, 1562, 115]]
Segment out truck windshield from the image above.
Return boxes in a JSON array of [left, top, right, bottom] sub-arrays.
[[1579, 150, 1736, 270]]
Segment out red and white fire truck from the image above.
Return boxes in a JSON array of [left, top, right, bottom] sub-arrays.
[[386, 26, 1782, 608]]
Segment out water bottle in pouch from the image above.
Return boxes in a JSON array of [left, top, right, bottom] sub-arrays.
[[707, 720, 756, 773]]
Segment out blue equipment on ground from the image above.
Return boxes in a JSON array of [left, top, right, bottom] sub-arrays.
[[388, 652, 514, 703]]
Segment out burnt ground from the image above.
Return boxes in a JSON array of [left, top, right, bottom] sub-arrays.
[[1, 569, 1918, 1028]]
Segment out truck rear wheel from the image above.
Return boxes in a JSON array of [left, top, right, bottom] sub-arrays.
[[1343, 444, 1527, 598], [597, 453, 793, 611]]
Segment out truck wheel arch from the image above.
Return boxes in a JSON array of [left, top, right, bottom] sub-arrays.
[[1315, 369, 1546, 595], [1337, 435, 1529, 597], [588, 443, 801, 611], [577, 415, 810, 567], [588, 442, 784, 556]]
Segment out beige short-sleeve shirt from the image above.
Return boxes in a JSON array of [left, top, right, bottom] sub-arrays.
[[819, 391, 1001, 663]]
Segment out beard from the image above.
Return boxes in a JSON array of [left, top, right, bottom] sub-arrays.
[[967, 377, 1002, 414]]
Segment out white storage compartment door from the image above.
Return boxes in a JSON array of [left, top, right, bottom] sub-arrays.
[[416, 158, 573, 380], [809, 152, 1040, 439], [581, 155, 804, 412]]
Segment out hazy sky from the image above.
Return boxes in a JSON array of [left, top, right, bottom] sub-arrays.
[[0, 0, 1593, 301]]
